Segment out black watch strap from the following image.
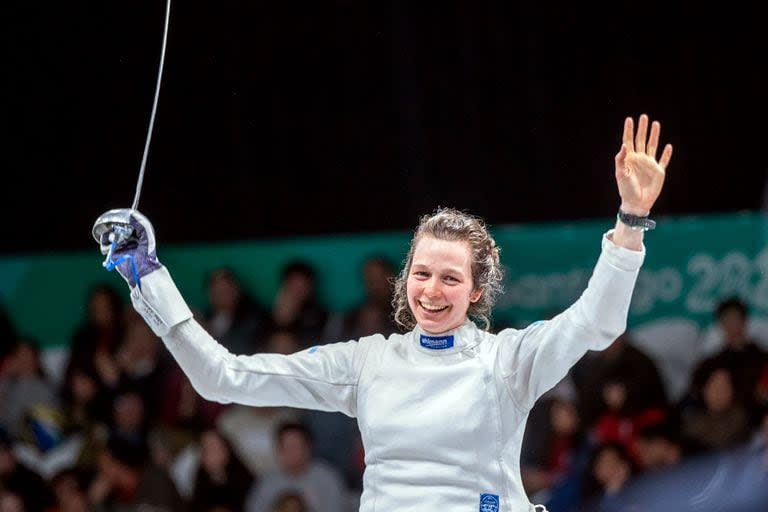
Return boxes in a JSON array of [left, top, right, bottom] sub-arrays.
[[617, 209, 656, 231]]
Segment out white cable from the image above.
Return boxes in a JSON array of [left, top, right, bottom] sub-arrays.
[[131, 0, 172, 212]]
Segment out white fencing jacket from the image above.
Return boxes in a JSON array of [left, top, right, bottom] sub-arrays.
[[135, 232, 644, 512]]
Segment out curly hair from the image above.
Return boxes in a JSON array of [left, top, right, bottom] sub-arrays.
[[392, 207, 504, 331]]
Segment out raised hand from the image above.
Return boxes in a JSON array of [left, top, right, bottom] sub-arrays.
[[614, 114, 673, 215], [94, 209, 163, 288]]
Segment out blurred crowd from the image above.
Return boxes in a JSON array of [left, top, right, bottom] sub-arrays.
[[1, 256, 768, 512]]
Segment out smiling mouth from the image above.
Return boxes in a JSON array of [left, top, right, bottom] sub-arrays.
[[418, 301, 449, 313]]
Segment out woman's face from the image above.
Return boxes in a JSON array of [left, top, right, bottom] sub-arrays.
[[406, 236, 480, 334]]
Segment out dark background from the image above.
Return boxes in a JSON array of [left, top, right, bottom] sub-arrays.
[[3, 1, 766, 253]]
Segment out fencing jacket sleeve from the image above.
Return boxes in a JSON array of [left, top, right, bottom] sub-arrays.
[[498, 230, 645, 410]]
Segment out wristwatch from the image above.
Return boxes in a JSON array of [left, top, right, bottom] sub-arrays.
[[617, 209, 656, 231]]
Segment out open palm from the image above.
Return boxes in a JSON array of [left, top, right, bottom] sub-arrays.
[[615, 114, 673, 214]]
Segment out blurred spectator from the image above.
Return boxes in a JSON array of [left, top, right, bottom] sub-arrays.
[[582, 433, 768, 511], [0, 491, 25, 512], [0, 429, 55, 512], [60, 364, 112, 431], [113, 315, 172, 417], [245, 422, 345, 512], [88, 435, 184, 512], [328, 256, 398, 341], [302, 409, 361, 490], [216, 405, 301, 477], [50, 467, 92, 512], [573, 332, 668, 429], [190, 429, 255, 512], [55, 365, 112, 469], [580, 443, 636, 512], [265, 329, 302, 355], [629, 318, 702, 403], [681, 367, 752, 453], [65, 285, 125, 390], [270, 262, 328, 346], [157, 367, 225, 455], [0, 338, 58, 441], [205, 267, 269, 355], [271, 491, 308, 512], [522, 394, 584, 497], [109, 392, 148, 448], [690, 297, 768, 418], [589, 368, 666, 462], [634, 421, 682, 472]]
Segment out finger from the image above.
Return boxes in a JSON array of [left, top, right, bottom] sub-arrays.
[[635, 114, 648, 153], [647, 120, 661, 159], [615, 143, 627, 164], [622, 117, 634, 153], [614, 144, 628, 176], [659, 144, 673, 170]]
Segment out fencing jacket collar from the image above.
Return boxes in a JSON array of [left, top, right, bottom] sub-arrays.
[[413, 320, 482, 356]]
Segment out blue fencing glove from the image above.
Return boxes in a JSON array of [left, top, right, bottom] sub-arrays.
[[95, 209, 163, 289], [93, 209, 192, 336]]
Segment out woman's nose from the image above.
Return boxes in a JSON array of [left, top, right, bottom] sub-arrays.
[[423, 279, 441, 297]]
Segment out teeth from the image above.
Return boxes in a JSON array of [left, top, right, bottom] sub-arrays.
[[420, 301, 448, 312]]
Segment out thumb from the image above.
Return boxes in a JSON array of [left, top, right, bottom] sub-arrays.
[[615, 143, 627, 166]]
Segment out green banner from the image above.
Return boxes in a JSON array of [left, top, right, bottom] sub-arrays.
[[1, 212, 766, 348]]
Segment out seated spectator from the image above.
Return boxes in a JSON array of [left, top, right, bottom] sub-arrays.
[[216, 405, 301, 477], [245, 422, 345, 512], [113, 314, 172, 418], [521, 393, 585, 498], [191, 429, 255, 512], [109, 392, 148, 446], [0, 429, 55, 512], [269, 261, 328, 346], [579, 443, 636, 512], [634, 421, 682, 472], [65, 285, 125, 389], [0, 491, 25, 512], [157, 366, 226, 454], [88, 435, 184, 512], [302, 408, 361, 491], [271, 491, 308, 512], [60, 364, 112, 432], [329, 256, 398, 341], [590, 371, 666, 463], [266, 329, 302, 355], [573, 332, 668, 429], [681, 367, 752, 453], [205, 267, 269, 355], [690, 297, 768, 417], [50, 467, 92, 512], [57, 365, 112, 469], [0, 338, 58, 441]]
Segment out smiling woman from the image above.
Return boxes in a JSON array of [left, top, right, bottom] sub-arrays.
[[92, 114, 671, 511], [393, 208, 503, 333]]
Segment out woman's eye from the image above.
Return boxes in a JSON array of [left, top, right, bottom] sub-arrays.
[[444, 276, 458, 282]]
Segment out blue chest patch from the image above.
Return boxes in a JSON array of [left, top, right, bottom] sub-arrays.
[[479, 494, 499, 512], [419, 334, 454, 350]]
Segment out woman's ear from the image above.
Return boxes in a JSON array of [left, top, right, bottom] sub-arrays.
[[469, 289, 482, 303]]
